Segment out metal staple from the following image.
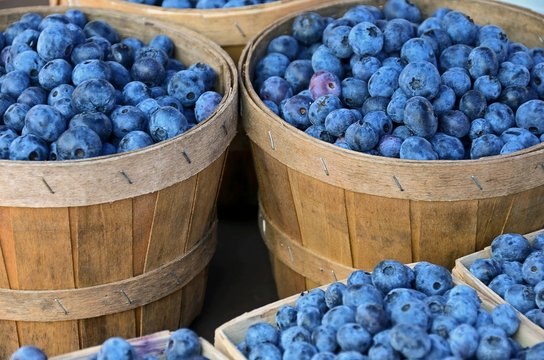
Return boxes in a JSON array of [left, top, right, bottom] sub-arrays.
[[471, 176, 483, 191], [320, 157, 330, 176], [120, 289, 133, 305], [54, 298, 68, 315], [42, 177, 55, 194], [182, 150, 192, 164], [120, 171, 133, 185], [392, 176, 404, 192]]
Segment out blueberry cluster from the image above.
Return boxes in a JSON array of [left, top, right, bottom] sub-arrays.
[[470, 233, 544, 330], [125, 0, 277, 9], [237, 260, 544, 359], [255, 0, 544, 160], [10, 328, 207, 360], [0, 10, 222, 161]]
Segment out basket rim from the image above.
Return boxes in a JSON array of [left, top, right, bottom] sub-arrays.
[[239, 0, 544, 201], [0, 6, 239, 207]]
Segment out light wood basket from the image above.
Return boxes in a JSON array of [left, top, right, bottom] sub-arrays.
[[0, 6, 238, 357], [453, 229, 544, 339], [50, 331, 228, 359], [214, 265, 544, 359], [239, 0, 544, 299], [48, 0, 332, 62]]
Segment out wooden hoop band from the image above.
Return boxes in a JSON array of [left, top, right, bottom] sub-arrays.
[[240, 0, 544, 202], [0, 220, 217, 322], [0, 6, 238, 208], [259, 205, 355, 285]]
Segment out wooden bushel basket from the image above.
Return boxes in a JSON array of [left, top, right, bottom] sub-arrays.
[[240, 0, 544, 298], [47, 0, 332, 62], [0, 6, 238, 357]]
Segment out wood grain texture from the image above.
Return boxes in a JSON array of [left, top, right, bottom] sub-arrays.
[[269, 255, 306, 299], [52, 0, 331, 47], [0, 6, 237, 208], [345, 192, 412, 270], [475, 195, 516, 251], [0, 225, 19, 358]]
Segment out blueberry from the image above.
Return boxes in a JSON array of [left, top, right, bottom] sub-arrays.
[[439, 44, 473, 72], [399, 136, 438, 160], [281, 95, 313, 130], [72, 60, 111, 86], [474, 75, 502, 102], [131, 57, 166, 87], [390, 298, 430, 329], [386, 88, 408, 123], [323, 109, 357, 137], [378, 135, 402, 158], [311, 352, 336, 360], [311, 45, 344, 79], [516, 100, 544, 136], [101, 142, 116, 156], [491, 233, 532, 262], [276, 305, 297, 331], [469, 118, 493, 140], [20, 12, 43, 30], [245, 322, 279, 349], [351, 55, 380, 82], [335, 351, 366, 360], [305, 125, 335, 143], [255, 52, 290, 80], [1, 70, 29, 99], [476, 331, 512, 360], [292, 12, 326, 46], [13, 50, 45, 81], [280, 325, 311, 350], [323, 25, 353, 59], [283, 341, 317, 360], [168, 70, 206, 107], [398, 61, 441, 99], [392, 125, 414, 140], [499, 85, 529, 112], [430, 132, 465, 160], [284, 60, 313, 94], [441, 10, 478, 45], [0, 128, 17, 159], [348, 22, 383, 56], [36, 24, 74, 61], [109, 42, 134, 68], [368, 66, 399, 98], [526, 342, 544, 360], [259, 76, 292, 105], [531, 63, 544, 98], [362, 96, 389, 115], [489, 274, 517, 298], [344, 121, 379, 152], [65, 9, 86, 28], [384, 0, 421, 22], [123, 81, 151, 106], [195, 91, 222, 123], [508, 51, 534, 70], [355, 302, 388, 335], [403, 96, 437, 138], [476, 308, 494, 328], [336, 323, 372, 353], [38, 14, 70, 32], [522, 255, 544, 286], [309, 70, 341, 100], [424, 295, 446, 318], [84, 20, 120, 45], [148, 106, 187, 142], [71, 40, 105, 64], [492, 304, 520, 336], [25, 104, 66, 142], [447, 284, 482, 307], [0, 93, 14, 118], [467, 46, 499, 79], [371, 260, 411, 294], [296, 305, 322, 332], [459, 90, 487, 120], [504, 284, 536, 313], [195, 0, 226, 8], [311, 325, 337, 353], [307, 95, 342, 127], [148, 34, 174, 58], [430, 315, 459, 338], [107, 61, 131, 90], [441, 67, 471, 97], [70, 111, 112, 142], [342, 5, 375, 23], [38, 59, 72, 90], [117, 131, 153, 153], [347, 270, 373, 287], [444, 296, 479, 325], [52, 98, 76, 121], [400, 37, 436, 65], [470, 133, 504, 159], [165, 328, 201, 360], [414, 262, 453, 296], [341, 78, 368, 109], [498, 62, 530, 88], [390, 324, 431, 359], [448, 324, 479, 358], [248, 343, 281, 360], [10, 345, 47, 360], [56, 126, 102, 160], [500, 127, 539, 148], [438, 110, 470, 139], [417, 17, 442, 37], [421, 28, 453, 56], [72, 79, 116, 114], [4, 103, 29, 132], [122, 37, 144, 53], [469, 258, 502, 284], [535, 235, 544, 251]]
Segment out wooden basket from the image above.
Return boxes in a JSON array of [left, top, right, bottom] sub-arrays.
[[50, 331, 228, 359], [239, 0, 544, 298], [453, 229, 544, 339], [0, 6, 238, 357], [214, 268, 544, 359], [48, 0, 331, 62]]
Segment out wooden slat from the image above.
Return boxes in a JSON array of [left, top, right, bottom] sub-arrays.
[[345, 192, 412, 270], [502, 185, 544, 234], [0, 213, 19, 358], [475, 194, 516, 251], [139, 179, 197, 334], [269, 255, 306, 299], [251, 144, 306, 295], [410, 201, 478, 269], [69, 200, 135, 348], [10, 208, 79, 355], [133, 193, 158, 277], [0, 207, 18, 289]]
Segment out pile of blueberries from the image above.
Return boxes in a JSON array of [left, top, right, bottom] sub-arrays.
[[470, 232, 544, 331], [238, 260, 544, 360], [10, 328, 207, 360], [0, 10, 223, 161], [125, 0, 277, 9], [255, 0, 544, 160]]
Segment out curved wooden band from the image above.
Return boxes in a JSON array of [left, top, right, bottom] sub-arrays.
[[258, 205, 355, 285], [0, 6, 238, 208], [240, 0, 544, 202], [0, 221, 217, 322]]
